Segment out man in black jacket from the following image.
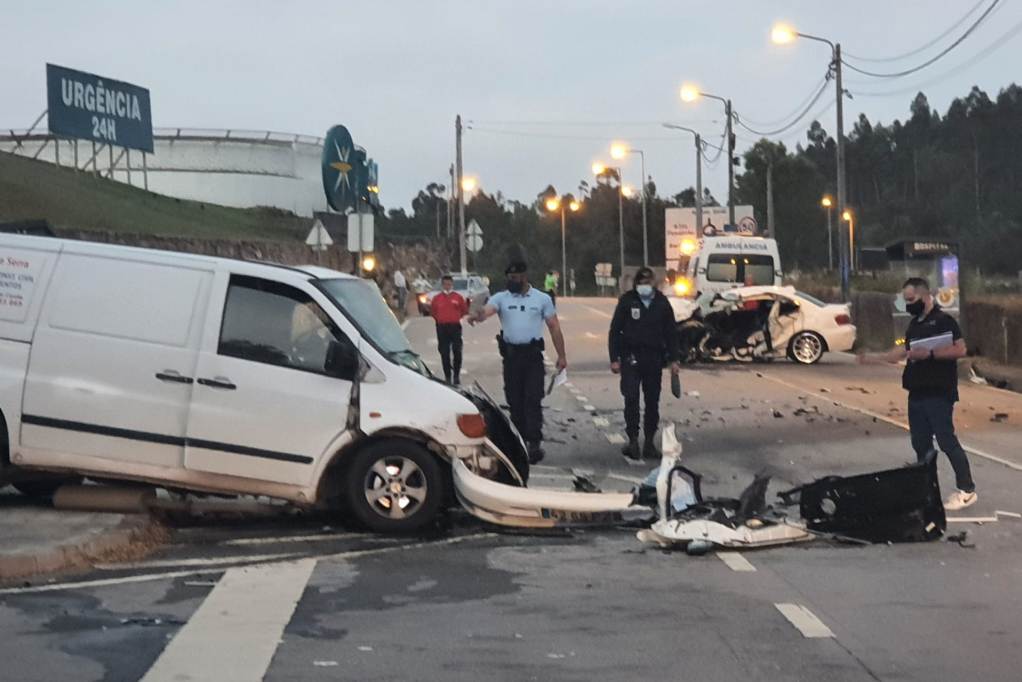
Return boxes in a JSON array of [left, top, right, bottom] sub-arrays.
[[609, 267, 681, 461]]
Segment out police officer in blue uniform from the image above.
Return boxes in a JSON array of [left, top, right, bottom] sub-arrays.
[[609, 267, 680, 461], [472, 259, 568, 464]]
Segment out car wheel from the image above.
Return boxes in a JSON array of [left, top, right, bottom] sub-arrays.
[[345, 439, 445, 534], [788, 331, 825, 365]]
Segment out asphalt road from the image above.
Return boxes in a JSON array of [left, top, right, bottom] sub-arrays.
[[1, 296, 1020, 681]]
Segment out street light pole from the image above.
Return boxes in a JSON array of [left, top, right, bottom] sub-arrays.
[[560, 206, 567, 298], [455, 115, 466, 274], [725, 98, 735, 227], [639, 150, 648, 266], [662, 123, 704, 239]]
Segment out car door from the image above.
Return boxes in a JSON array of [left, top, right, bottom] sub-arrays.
[[21, 250, 212, 471], [184, 272, 357, 487]]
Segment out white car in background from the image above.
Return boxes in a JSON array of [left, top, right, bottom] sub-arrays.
[[668, 285, 856, 365], [418, 273, 490, 316]]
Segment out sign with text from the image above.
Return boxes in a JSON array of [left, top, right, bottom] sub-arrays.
[[664, 205, 756, 264], [46, 64, 153, 152]]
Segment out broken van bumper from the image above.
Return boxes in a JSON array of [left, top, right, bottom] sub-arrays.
[[451, 459, 646, 528]]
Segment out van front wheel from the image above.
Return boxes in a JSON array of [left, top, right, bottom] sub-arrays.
[[345, 439, 445, 534]]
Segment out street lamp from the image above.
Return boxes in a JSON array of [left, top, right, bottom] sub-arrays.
[[594, 161, 626, 288], [842, 209, 855, 273], [662, 123, 705, 243], [679, 83, 735, 226], [611, 142, 649, 266], [772, 22, 849, 300], [621, 185, 635, 198], [545, 195, 581, 298], [461, 176, 477, 193], [821, 195, 834, 270]]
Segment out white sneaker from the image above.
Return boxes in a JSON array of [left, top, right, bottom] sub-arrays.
[[944, 490, 978, 511]]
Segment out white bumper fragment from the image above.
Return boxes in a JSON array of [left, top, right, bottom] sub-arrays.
[[452, 458, 644, 528]]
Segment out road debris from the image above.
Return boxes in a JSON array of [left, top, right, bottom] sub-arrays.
[[995, 510, 1021, 519], [946, 516, 998, 524], [772, 409, 785, 418], [845, 386, 874, 395], [946, 531, 975, 548], [990, 413, 1009, 423]]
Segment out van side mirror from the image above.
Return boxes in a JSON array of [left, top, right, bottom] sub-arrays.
[[325, 341, 359, 380]]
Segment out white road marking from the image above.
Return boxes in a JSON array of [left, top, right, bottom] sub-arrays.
[[775, 603, 835, 638], [96, 553, 301, 570], [946, 516, 998, 523], [140, 558, 316, 682], [757, 372, 1022, 472], [582, 404, 596, 411], [996, 510, 1022, 519], [223, 532, 369, 546], [606, 433, 626, 444], [584, 332, 601, 339], [583, 305, 613, 319], [716, 552, 756, 572], [592, 416, 610, 428], [575, 394, 589, 402], [569, 387, 582, 395], [604, 472, 643, 485], [0, 533, 498, 595]]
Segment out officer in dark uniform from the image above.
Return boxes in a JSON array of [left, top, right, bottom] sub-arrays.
[[471, 259, 568, 464], [609, 267, 680, 461]]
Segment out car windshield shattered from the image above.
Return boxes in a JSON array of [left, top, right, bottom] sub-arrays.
[[318, 278, 426, 373]]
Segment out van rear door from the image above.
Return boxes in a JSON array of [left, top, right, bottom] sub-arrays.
[[21, 250, 212, 471], [183, 272, 356, 487]]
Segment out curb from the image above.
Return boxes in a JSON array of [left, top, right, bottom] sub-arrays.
[[0, 514, 168, 583]]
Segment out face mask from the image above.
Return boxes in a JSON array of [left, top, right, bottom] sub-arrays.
[[906, 299, 925, 316], [507, 280, 524, 294], [636, 284, 653, 298]]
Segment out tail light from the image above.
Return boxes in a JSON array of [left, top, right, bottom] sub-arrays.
[[835, 313, 852, 325], [457, 413, 487, 438]]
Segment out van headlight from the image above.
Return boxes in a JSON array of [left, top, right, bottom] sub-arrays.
[[673, 277, 693, 297]]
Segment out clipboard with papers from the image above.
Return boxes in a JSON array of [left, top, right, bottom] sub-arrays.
[[908, 332, 954, 352]]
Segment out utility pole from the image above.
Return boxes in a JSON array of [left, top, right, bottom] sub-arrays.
[[766, 161, 775, 239], [695, 133, 703, 235], [725, 98, 735, 227], [639, 151, 648, 266], [617, 174, 625, 292], [835, 43, 849, 302], [448, 163, 455, 239], [560, 207, 568, 298], [455, 115, 466, 274]]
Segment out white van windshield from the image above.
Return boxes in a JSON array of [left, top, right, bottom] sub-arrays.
[[318, 279, 422, 372]]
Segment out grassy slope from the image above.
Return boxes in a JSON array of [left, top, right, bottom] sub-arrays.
[[0, 152, 308, 241]]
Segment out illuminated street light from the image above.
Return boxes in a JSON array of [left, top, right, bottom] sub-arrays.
[[362, 255, 376, 273], [821, 195, 834, 270], [622, 185, 635, 198], [609, 141, 649, 265], [461, 176, 477, 193], [679, 83, 700, 102], [771, 21, 849, 300], [545, 197, 560, 212], [680, 84, 736, 226], [771, 23, 797, 44], [547, 192, 582, 298], [842, 209, 855, 272], [569, 200, 580, 212], [592, 162, 607, 175]]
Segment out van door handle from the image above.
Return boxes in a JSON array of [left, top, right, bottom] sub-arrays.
[[155, 371, 194, 385], [198, 377, 237, 390]]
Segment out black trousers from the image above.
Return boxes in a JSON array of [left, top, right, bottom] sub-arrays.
[[908, 394, 975, 492], [620, 349, 663, 441], [502, 345, 545, 444], [436, 323, 463, 381]]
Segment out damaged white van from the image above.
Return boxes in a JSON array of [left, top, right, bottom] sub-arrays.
[[0, 235, 525, 532]]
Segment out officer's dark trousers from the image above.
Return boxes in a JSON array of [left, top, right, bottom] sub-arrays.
[[436, 323, 463, 382], [620, 349, 663, 441], [503, 344, 545, 444], [908, 394, 975, 492]]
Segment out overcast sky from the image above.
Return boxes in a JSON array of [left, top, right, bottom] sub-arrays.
[[5, 0, 1021, 210]]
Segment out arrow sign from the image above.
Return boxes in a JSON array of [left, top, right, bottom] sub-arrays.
[[466, 219, 483, 237], [305, 219, 333, 250]]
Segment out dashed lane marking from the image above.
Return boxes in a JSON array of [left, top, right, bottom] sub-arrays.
[[757, 372, 1022, 472], [140, 558, 316, 682], [582, 404, 596, 411], [606, 433, 626, 444], [583, 305, 613, 319], [716, 552, 756, 572], [775, 603, 835, 638], [592, 416, 610, 427], [575, 394, 589, 402]]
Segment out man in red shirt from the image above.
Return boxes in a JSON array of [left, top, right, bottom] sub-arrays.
[[431, 275, 469, 385]]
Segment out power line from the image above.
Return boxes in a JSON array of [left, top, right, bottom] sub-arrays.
[[465, 126, 688, 142], [734, 76, 831, 136], [843, 0, 989, 63], [841, 0, 1002, 78], [467, 118, 719, 127], [736, 72, 829, 127], [849, 16, 1022, 98]]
